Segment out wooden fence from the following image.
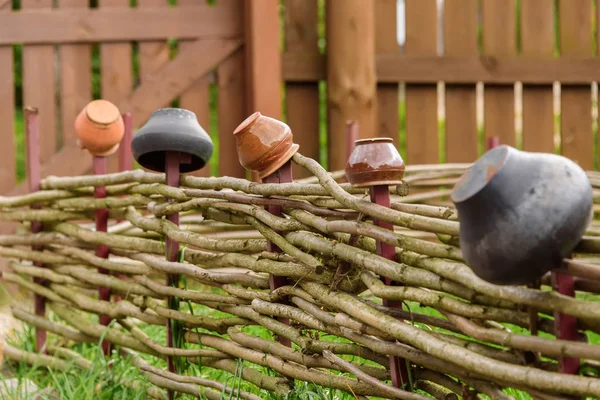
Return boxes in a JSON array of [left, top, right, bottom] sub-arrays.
[[2, 0, 600, 193]]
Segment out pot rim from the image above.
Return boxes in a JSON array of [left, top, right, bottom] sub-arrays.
[[353, 137, 394, 146], [84, 100, 121, 127], [234, 111, 262, 136], [451, 144, 512, 204]]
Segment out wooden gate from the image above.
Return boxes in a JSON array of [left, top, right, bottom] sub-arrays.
[[0, 0, 282, 196]]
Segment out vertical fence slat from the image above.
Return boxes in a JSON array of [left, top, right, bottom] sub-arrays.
[[521, 0, 555, 153], [179, 0, 212, 177], [559, 0, 594, 169], [285, 0, 320, 178], [482, 0, 516, 148], [443, 0, 478, 162], [0, 44, 15, 194], [217, 50, 247, 178], [375, 0, 400, 147], [22, 0, 57, 165], [59, 0, 91, 153], [100, 0, 133, 173], [139, 0, 170, 93], [405, 0, 438, 164], [326, 0, 377, 171]]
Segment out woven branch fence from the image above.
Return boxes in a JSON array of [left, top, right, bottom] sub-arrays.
[[1, 151, 600, 399]]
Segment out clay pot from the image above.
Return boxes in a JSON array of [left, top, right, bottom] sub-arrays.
[[345, 138, 405, 187], [131, 108, 213, 173], [74, 99, 124, 156], [451, 145, 593, 285], [233, 112, 300, 179]]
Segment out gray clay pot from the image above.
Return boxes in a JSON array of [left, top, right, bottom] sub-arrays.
[[451, 145, 593, 285], [131, 108, 213, 173]]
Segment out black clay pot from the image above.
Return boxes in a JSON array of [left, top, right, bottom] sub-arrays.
[[131, 108, 213, 173], [451, 145, 593, 285]]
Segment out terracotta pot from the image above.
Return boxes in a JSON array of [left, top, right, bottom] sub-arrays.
[[74, 99, 124, 156], [451, 145, 593, 285], [345, 138, 405, 187], [233, 112, 300, 179], [131, 108, 213, 173]]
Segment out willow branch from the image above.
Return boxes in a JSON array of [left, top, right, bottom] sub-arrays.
[[124, 206, 266, 253], [301, 281, 600, 397], [322, 350, 429, 400]]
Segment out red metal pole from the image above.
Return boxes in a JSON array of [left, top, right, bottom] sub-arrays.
[[486, 136, 500, 150], [262, 160, 293, 348], [25, 107, 46, 353], [369, 185, 411, 389], [165, 151, 186, 400], [93, 155, 112, 357], [552, 261, 580, 375]]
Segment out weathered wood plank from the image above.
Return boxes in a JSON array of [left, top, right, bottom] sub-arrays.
[[283, 53, 600, 84], [405, 0, 438, 164], [22, 0, 57, 164], [284, 0, 320, 178], [443, 0, 478, 162], [0, 6, 241, 44], [559, 0, 594, 169], [326, 0, 377, 171], [8, 38, 242, 196], [121, 39, 242, 129], [375, 0, 399, 147], [0, 3, 15, 194], [100, 0, 133, 173], [59, 0, 92, 151], [244, 0, 282, 119], [521, 0, 555, 153], [482, 0, 516, 147], [217, 49, 246, 178], [179, 0, 214, 177]]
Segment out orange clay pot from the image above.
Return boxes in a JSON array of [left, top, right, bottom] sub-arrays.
[[233, 111, 300, 179], [345, 137, 405, 187], [74, 99, 124, 156]]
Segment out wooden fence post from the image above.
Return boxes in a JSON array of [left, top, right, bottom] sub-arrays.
[[326, 0, 377, 171], [131, 108, 214, 400], [25, 107, 45, 354], [345, 137, 411, 391], [74, 100, 126, 357]]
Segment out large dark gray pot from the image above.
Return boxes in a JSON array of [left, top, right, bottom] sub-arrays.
[[131, 108, 213, 173], [451, 145, 593, 285]]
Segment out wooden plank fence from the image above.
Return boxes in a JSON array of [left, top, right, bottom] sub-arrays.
[[1, 0, 600, 191]]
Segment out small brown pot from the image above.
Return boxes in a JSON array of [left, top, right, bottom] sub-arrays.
[[74, 99, 124, 156], [345, 137, 405, 187], [233, 111, 300, 179]]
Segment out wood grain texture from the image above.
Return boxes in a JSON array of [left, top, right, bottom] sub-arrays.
[[0, 6, 241, 44], [7, 38, 242, 196], [22, 0, 57, 165], [443, 0, 478, 162], [482, 0, 516, 147], [559, 0, 593, 169], [284, 0, 320, 178], [217, 49, 246, 178], [59, 0, 91, 150], [521, 0, 555, 153], [121, 39, 242, 129], [244, 0, 282, 118], [405, 0, 438, 164], [285, 53, 600, 84], [375, 0, 399, 147], [100, 0, 133, 173], [0, 3, 15, 194], [326, 0, 377, 171], [178, 0, 219, 178]]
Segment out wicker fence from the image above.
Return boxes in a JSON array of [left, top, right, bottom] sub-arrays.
[[0, 141, 600, 398]]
